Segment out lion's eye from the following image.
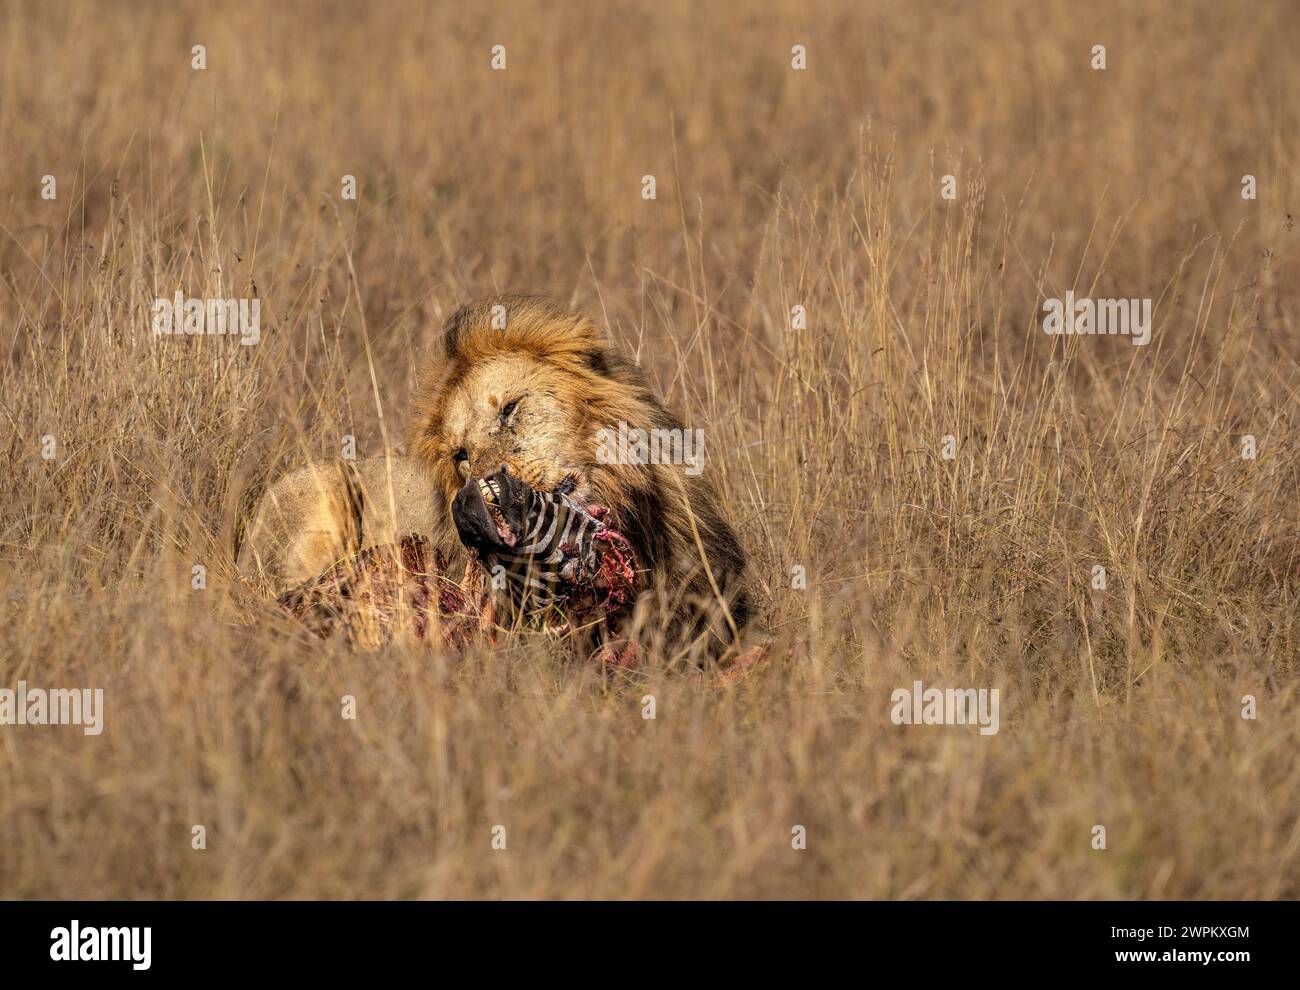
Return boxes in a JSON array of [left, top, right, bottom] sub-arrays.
[[453, 447, 468, 464], [500, 398, 519, 420]]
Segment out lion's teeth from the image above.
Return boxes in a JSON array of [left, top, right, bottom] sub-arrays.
[[478, 479, 493, 502]]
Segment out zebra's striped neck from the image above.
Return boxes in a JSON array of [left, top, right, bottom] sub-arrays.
[[486, 488, 606, 610]]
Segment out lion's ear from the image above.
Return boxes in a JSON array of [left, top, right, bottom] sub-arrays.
[[440, 301, 483, 360], [584, 349, 610, 376]]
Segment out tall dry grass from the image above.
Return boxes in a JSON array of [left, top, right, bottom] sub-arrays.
[[0, 0, 1296, 897]]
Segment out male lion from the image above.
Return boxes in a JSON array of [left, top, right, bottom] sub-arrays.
[[411, 295, 751, 661], [242, 295, 752, 663]]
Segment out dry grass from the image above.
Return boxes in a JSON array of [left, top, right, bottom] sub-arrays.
[[1, 0, 1298, 898]]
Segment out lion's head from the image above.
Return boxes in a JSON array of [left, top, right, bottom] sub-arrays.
[[409, 296, 609, 498], [409, 295, 751, 653]]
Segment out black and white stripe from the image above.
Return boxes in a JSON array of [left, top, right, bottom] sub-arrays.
[[485, 487, 605, 609]]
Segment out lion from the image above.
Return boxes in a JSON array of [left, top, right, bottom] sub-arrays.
[[239, 294, 752, 664], [409, 295, 751, 661]]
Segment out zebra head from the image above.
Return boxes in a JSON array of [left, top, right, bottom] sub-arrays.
[[451, 465, 533, 555], [452, 467, 613, 612]]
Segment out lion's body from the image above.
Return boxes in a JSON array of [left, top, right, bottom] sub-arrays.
[[237, 455, 443, 594]]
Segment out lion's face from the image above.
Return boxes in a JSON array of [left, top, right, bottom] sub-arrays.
[[428, 351, 594, 498], [410, 297, 672, 555]]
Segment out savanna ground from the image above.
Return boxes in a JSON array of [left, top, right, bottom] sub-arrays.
[[0, 0, 1297, 899]]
